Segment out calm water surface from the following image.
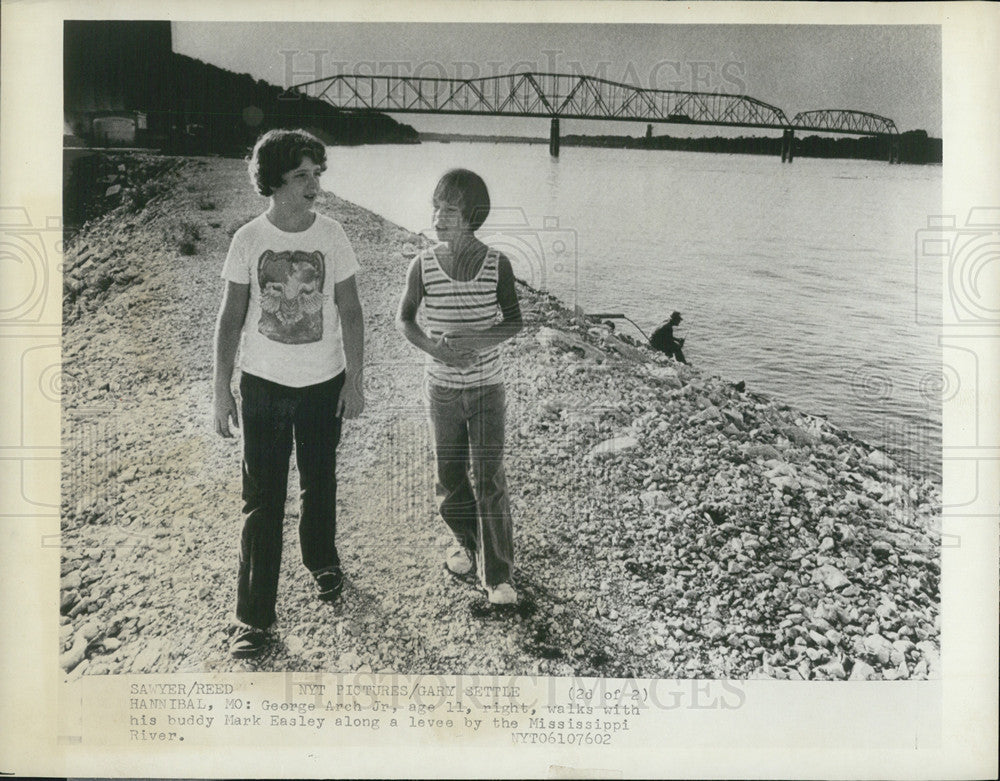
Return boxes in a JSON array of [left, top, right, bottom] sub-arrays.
[[323, 142, 942, 477]]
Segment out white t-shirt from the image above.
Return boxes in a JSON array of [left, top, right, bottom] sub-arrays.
[[221, 212, 359, 387]]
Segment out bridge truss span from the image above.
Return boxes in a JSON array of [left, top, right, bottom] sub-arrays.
[[792, 109, 899, 136], [297, 72, 792, 130], [290, 71, 904, 161]]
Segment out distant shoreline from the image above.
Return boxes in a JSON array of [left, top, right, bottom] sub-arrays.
[[418, 130, 942, 164]]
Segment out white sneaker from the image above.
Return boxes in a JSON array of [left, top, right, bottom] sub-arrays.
[[445, 546, 474, 576], [486, 583, 518, 605]]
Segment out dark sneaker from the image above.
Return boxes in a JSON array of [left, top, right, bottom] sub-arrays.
[[314, 566, 344, 603], [230, 623, 268, 659]]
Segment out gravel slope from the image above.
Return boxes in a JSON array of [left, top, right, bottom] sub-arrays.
[[60, 155, 941, 681]]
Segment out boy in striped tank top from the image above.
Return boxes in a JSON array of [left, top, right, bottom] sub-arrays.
[[396, 169, 523, 605]]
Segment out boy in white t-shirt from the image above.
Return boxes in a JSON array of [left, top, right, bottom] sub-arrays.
[[213, 129, 364, 659]]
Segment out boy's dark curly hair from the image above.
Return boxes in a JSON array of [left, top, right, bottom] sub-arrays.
[[433, 168, 491, 232], [248, 129, 327, 197]]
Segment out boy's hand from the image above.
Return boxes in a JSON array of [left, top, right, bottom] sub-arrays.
[[338, 375, 365, 419], [443, 332, 485, 353], [433, 337, 477, 368], [214, 389, 239, 438]]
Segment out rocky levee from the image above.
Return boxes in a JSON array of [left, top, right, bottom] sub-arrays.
[[60, 153, 940, 682]]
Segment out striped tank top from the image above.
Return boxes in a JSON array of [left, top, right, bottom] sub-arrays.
[[421, 245, 503, 388]]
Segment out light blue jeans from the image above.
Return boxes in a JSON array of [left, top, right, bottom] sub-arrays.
[[427, 382, 514, 587]]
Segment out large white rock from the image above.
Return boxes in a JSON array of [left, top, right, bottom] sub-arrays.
[[536, 327, 606, 362], [915, 640, 940, 671], [867, 449, 894, 469], [647, 365, 681, 382], [589, 435, 639, 458], [60, 634, 89, 672], [743, 443, 781, 460], [862, 634, 895, 666], [812, 564, 851, 590], [769, 474, 801, 493], [848, 659, 877, 681], [815, 659, 846, 680], [722, 408, 745, 428], [132, 641, 163, 672], [639, 491, 671, 510], [337, 651, 362, 670]]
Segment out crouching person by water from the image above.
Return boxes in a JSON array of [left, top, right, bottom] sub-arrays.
[[650, 311, 687, 364], [396, 168, 523, 605], [213, 129, 365, 658]]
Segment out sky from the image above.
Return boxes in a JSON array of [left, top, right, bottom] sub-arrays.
[[172, 22, 942, 138]]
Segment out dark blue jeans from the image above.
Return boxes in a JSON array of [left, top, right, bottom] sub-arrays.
[[427, 382, 514, 588], [236, 371, 345, 629]]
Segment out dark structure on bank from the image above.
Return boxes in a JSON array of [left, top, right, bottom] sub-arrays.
[[63, 21, 418, 154], [63, 21, 418, 228]]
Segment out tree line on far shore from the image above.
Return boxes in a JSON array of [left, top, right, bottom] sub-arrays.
[[561, 129, 941, 163]]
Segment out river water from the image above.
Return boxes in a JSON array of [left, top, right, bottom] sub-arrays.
[[323, 141, 942, 477]]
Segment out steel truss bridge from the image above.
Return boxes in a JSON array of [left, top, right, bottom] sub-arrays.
[[792, 109, 897, 135], [290, 72, 901, 162]]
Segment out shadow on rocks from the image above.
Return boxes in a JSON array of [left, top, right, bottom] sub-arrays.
[[466, 575, 620, 672]]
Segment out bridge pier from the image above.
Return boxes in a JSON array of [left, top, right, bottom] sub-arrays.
[[888, 134, 901, 164], [780, 129, 795, 163], [549, 117, 560, 157]]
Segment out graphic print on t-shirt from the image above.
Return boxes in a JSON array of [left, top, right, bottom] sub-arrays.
[[257, 249, 326, 344]]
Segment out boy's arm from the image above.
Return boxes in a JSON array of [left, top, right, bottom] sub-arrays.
[[213, 281, 250, 438], [396, 256, 476, 367], [445, 254, 523, 352], [334, 274, 365, 419]]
